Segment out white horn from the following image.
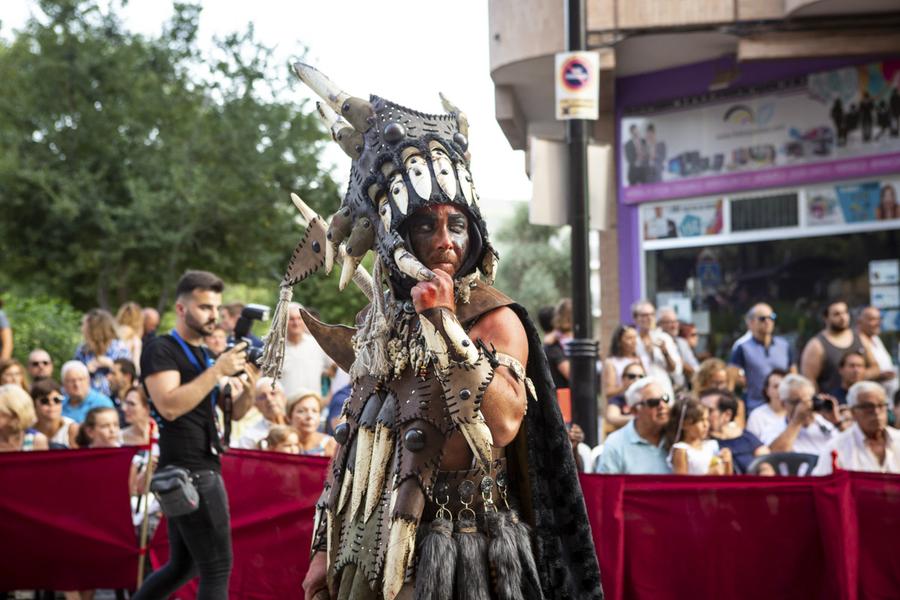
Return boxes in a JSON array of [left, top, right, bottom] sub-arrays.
[[394, 247, 435, 282], [324, 239, 337, 274], [339, 251, 363, 291], [336, 246, 374, 300], [293, 62, 349, 114], [290, 193, 319, 224]]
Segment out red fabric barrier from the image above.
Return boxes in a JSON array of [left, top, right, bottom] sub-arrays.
[[0, 448, 139, 589], [579, 472, 900, 600], [4, 449, 900, 600], [149, 450, 328, 599]]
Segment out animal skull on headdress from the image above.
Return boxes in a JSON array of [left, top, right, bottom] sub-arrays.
[[293, 62, 498, 296]]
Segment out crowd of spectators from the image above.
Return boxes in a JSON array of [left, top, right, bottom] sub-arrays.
[[542, 298, 900, 477]]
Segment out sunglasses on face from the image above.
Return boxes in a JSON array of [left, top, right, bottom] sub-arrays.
[[756, 313, 776, 322], [640, 396, 669, 408], [30, 360, 51, 367], [39, 396, 63, 406], [623, 372, 644, 380]]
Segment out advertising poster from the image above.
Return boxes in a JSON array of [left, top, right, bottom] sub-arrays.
[[620, 60, 900, 202], [642, 198, 723, 240], [871, 286, 900, 310], [807, 177, 900, 226]]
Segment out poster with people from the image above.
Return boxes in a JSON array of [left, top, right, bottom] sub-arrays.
[[642, 198, 723, 240], [620, 60, 900, 202], [807, 177, 900, 226]]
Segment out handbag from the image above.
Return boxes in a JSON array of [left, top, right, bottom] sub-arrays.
[[150, 465, 200, 517]]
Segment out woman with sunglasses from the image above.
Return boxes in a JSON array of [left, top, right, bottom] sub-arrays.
[[604, 362, 644, 435], [30, 378, 78, 448], [602, 325, 641, 399]]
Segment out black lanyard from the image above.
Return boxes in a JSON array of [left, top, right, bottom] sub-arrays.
[[169, 328, 218, 409]]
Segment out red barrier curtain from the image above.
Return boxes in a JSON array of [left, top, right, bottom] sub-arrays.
[[0, 448, 139, 590]]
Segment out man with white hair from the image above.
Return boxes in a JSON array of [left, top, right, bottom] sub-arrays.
[[277, 302, 331, 400], [769, 374, 836, 454], [60, 360, 114, 424], [236, 377, 287, 449], [597, 376, 671, 474], [632, 300, 681, 399], [813, 381, 900, 475]]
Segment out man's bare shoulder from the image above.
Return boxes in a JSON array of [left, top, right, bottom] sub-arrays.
[[468, 306, 528, 363]]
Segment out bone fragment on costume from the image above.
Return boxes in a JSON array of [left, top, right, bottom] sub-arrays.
[[439, 92, 469, 138], [441, 309, 478, 364], [339, 252, 363, 291], [403, 150, 431, 200], [314, 101, 344, 140], [459, 421, 494, 473], [389, 172, 408, 215], [378, 195, 392, 231], [382, 519, 417, 600], [324, 239, 336, 274], [365, 423, 394, 522], [338, 469, 353, 514], [457, 163, 475, 205], [418, 316, 450, 371], [350, 426, 374, 521], [429, 142, 457, 199], [393, 246, 434, 282]]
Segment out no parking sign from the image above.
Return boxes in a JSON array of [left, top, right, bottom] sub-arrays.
[[555, 51, 600, 120]]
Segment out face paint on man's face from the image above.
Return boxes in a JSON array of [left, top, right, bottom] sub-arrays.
[[407, 205, 469, 277]]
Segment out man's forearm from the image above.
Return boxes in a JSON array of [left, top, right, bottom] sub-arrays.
[[155, 367, 222, 420], [770, 422, 801, 452]]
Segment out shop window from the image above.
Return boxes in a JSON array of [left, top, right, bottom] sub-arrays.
[[731, 193, 798, 232]]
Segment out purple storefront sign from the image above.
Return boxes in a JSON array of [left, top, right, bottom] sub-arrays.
[[615, 54, 900, 317], [622, 152, 900, 203]]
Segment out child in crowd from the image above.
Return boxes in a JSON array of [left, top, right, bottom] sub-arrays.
[[75, 406, 121, 448], [666, 397, 733, 475], [261, 424, 301, 454]]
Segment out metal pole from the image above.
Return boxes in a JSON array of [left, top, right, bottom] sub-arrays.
[[565, 0, 599, 447]]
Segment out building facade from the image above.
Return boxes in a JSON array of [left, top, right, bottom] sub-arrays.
[[489, 0, 900, 357]]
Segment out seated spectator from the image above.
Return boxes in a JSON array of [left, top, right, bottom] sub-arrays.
[[121, 387, 151, 447], [665, 396, 732, 475], [567, 422, 593, 472], [0, 384, 49, 451], [746, 369, 788, 445], [769, 374, 837, 455], [75, 406, 121, 448], [74, 308, 132, 397], [28, 348, 53, 383], [604, 362, 644, 434], [700, 389, 770, 474], [676, 322, 701, 381], [27, 348, 55, 382], [828, 351, 866, 405], [60, 361, 114, 424], [236, 377, 287, 449], [0, 358, 29, 390], [601, 325, 640, 399], [814, 381, 900, 475], [287, 391, 336, 457], [31, 378, 78, 448], [597, 376, 671, 474], [261, 425, 302, 454], [116, 301, 144, 371]]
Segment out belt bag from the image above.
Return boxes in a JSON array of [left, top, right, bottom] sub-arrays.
[[150, 465, 200, 517]]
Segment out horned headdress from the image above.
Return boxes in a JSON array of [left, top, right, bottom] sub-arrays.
[[260, 63, 499, 379]]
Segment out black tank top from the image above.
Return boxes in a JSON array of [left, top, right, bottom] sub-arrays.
[[814, 330, 866, 391]]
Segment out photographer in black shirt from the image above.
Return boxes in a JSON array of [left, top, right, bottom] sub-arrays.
[[134, 271, 254, 599]]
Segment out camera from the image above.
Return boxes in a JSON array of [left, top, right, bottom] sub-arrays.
[[228, 303, 270, 367], [813, 393, 835, 413]]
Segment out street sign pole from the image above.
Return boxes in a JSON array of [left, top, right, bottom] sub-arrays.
[[563, 0, 599, 447]]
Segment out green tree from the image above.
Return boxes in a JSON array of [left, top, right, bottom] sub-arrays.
[[493, 202, 571, 319], [0, 1, 357, 321]]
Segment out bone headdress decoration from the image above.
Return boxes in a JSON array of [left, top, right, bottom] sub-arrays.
[[294, 62, 499, 296]]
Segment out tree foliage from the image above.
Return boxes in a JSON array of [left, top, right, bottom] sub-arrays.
[[0, 0, 352, 320], [493, 203, 571, 319]]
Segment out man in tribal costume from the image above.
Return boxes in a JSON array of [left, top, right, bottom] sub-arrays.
[[260, 63, 602, 600]]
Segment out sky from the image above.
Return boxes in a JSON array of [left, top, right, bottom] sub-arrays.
[[1, 0, 533, 222]]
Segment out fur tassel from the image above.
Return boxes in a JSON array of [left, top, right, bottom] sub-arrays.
[[382, 518, 417, 600], [484, 511, 524, 600], [259, 285, 293, 379], [508, 511, 543, 599], [415, 517, 457, 600], [453, 518, 491, 600]]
